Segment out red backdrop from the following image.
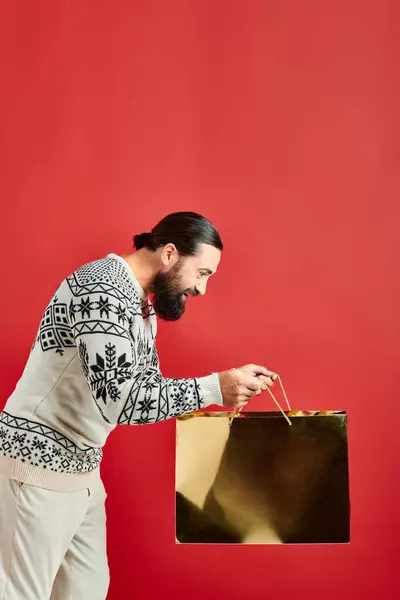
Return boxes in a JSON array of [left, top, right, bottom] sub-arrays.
[[1, 1, 399, 598]]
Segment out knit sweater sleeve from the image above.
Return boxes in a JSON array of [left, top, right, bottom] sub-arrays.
[[67, 280, 223, 425]]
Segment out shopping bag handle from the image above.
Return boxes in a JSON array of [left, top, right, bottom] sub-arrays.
[[229, 374, 292, 426]]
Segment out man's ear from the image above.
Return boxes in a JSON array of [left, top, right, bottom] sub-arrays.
[[160, 243, 179, 267]]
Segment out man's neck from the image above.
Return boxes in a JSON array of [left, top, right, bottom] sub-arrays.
[[120, 250, 157, 295]]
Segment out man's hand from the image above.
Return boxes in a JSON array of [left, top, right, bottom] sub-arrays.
[[218, 364, 278, 410]]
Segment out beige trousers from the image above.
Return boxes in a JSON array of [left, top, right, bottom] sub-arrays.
[[0, 475, 109, 600]]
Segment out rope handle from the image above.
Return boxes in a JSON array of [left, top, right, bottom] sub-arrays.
[[229, 374, 292, 426]]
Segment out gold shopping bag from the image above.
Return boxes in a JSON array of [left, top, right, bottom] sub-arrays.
[[175, 378, 349, 545]]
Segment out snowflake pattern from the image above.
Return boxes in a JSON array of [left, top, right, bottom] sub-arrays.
[[79, 341, 133, 404], [68, 296, 133, 327]]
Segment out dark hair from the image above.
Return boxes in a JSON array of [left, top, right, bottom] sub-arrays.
[[133, 211, 223, 256]]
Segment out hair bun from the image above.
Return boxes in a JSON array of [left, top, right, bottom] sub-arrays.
[[133, 232, 152, 250]]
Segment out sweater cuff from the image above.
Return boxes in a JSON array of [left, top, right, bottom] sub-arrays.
[[197, 372, 223, 407]]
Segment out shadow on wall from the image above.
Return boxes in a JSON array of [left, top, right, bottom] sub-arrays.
[[175, 412, 350, 544]]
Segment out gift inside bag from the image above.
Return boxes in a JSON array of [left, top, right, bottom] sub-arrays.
[[175, 379, 349, 545]]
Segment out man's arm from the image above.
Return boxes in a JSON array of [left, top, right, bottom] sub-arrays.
[[68, 284, 222, 425]]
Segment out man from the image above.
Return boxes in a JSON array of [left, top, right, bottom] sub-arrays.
[[0, 211, 277, 599]]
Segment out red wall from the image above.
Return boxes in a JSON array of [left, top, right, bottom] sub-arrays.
[[1, 1, 399, 598]]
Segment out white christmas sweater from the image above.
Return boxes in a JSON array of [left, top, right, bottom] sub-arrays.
[[0, 254, 222, 490]]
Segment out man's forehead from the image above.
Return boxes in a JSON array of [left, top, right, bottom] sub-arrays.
[[189, 244, 221, 272]]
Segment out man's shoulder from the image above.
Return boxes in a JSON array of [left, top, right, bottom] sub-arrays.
[[64, 254, 137, 304]]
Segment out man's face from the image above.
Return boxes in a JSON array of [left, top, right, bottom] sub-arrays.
[[151, 244, 221, 321]]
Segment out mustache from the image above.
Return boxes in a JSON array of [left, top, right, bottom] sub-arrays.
[[183, 289, 199, 297]]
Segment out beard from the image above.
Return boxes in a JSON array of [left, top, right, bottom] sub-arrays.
[[151, 262, 198, 321]]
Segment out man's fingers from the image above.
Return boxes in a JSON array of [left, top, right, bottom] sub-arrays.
[[243, 364, 278, 379], [243, 377, 261, 392], [237, 399, 250, 409], [241, 388, 258, 398], [258, 375, 275, 388], [240, 373, 276, 396]]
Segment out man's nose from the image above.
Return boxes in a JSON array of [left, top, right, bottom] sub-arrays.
[[195, 281, 207, 296]]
